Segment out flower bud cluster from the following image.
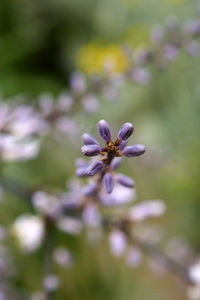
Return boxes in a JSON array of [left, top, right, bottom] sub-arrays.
[[77, 120, 145, 195]]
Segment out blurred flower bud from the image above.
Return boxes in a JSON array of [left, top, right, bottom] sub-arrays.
[[129, 200, 166, 222], [43, 274, 59, 292], [109, 230, 126, 257], [57, 93, 73, 112], [82, 182, 98, 196], [58, 217, 82, 235], [12, 215, 44, 252], [82, 203, 101, 227], [110, 157, 122, 170], [164, 44, 179, 61], [82, 94, 99, 113], [151, 25, 164, 43], [103, 173, 114, 193], [189, 261, 200, 285], [185, 41, 199, 56], [53, 247, 73, 268], [130, 68, 150, 85], [86, 161, 104, 176], [75, 158, 88, 168], [82, 133, 99, 145], [100, 184, 135, 206], [126, 247, 142, 268], [76, 167, 88, 178], [70, 71, 86, 94], [116, 174, 135, 188]]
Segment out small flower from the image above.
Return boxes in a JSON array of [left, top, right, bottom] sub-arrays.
[[100, 184, 135, 206], [116, 174, 135, 188], [12, 215, 44, 252], [81, 144, 101, 156], [110, 157, 122, 170], [57, 216, 82, 235], [189, 261, 200, 285], [86, 161, 104, 176], [75, 158, 88, 168], [103, 173, 114, 193], [122, 144, 146, 157], [75, 159, 89, 177], [82, 133, 99, 145], [164, 44, 179, 61], [82, 182, 98, 196], [43, 274, 60, 292], [128, 200, 166, 222], [118, 122, 134, 140], [130, 68, 151, 85], [82, 94, 99, 113], [126, 247, 142, 268], [78, 120, 146, 194], [70, 71, 86, 94], [53, 247, 73, 268], [75, 167, 88, 177], [109, 229, 127, 257], [82, 203, 102, 227], [97, 120, 111, 142]]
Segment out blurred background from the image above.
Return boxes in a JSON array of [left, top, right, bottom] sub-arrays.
[[0, 0, 200, 299]]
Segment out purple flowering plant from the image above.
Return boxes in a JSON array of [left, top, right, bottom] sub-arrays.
[[1, 4, 200, 300], [79, 120, 145, 194]]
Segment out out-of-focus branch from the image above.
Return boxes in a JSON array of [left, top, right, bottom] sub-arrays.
[[132, 237, 192, 284], [103, 217, 192, 285], [0, 177, 193, 286]]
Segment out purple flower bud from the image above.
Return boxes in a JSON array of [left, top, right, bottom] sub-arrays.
[[130, 68, 150, 85], [151, 25, 164, 44], [110, 157, 122, 170], [82, 133, 99, 145], [76, 167, 88, 178], [82, 94, 99, 113], [86, 161, 104, 176], [82, 183, 97, 196], [118, 140, 128, 151], [116, 174, 135, 188], [164, 44, 178, 61], [97, 120, 111, 142], [118, 122, 134, 141], [122, 144, 145, 157], [75, 158, 88, 168], [70, 72, 86, 94], [103, 173, 114, 193], [81, 145, 101, 156]]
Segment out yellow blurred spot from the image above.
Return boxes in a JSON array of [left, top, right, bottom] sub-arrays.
[[77, 43, 129, 75]]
